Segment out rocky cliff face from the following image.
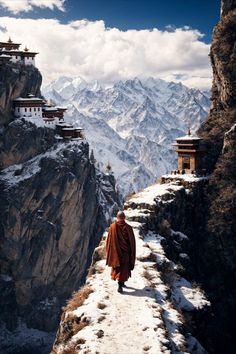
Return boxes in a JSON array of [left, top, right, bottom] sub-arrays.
[[0, 127, 119, 354], [198, 0, 236, 170], [0, 63, 42, 126], [0, 63, 119, 353], [196, 1, 236, 353], [0, 119, 57, 169]]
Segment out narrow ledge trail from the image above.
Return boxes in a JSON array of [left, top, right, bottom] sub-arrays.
[[53, 177, 210, 354]]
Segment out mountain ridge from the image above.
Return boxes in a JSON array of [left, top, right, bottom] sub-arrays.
[[43, 77, 211, 196]]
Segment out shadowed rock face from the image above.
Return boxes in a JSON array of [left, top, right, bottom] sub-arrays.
[[198, 0, 236, 170], [0, 63, 42, 126], [0, 137, 119, 335], [221, 0, 236, 16], [196, 1, 236, 353], [0, 119, 57, 169]]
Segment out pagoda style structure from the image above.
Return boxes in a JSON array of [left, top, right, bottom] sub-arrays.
[[0, 37, 38, 66], [173, 129, 205, 174], [42, 105, 67, 122], [14, 94, 43, 119], [0, 37, 20, 50]]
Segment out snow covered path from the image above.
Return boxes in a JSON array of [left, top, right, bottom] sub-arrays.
[[69, 222, 171, 354], [53, 180, 210, 354], [91, 263, 166, 354]]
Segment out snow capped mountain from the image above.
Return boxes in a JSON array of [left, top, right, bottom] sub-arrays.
[[43, 77, 211, 197]]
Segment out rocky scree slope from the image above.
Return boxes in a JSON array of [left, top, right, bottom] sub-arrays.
[[196, 1, 236, 352], [44, 77, 210, 196], [52, 175, 210, 354], [0, 64, 120, 354]]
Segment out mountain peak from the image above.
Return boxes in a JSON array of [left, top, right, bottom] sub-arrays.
[[43, 76, 211, 196]]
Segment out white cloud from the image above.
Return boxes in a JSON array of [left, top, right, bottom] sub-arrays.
[[0, 0, 65, 14], [0, 17, 212, 89]]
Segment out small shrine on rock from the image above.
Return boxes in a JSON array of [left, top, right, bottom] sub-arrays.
[[172, 128, 205, 175]]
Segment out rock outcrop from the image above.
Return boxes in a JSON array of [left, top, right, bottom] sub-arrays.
[[196, 1, 236, 352], [0, 63, 42, 126]]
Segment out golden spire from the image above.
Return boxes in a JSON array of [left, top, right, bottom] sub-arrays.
[[8, 37, 12, 43], [188, 127, 192, 136], [24, 46, 29, 52]]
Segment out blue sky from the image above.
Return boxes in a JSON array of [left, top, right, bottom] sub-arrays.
[[0, 0, 221, 43], [58, 0, 221, 43], [0, 0, 220, 88]]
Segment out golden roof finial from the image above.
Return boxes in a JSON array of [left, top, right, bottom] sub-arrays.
[[24, 46, 29, 52], [188, 127, 192, 136], [8, 37, 12, 43]]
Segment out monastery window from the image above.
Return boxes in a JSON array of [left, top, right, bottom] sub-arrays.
[[29, 108, 31, 112], [25, 108, 27, 112], [34, 108, 36, 112]]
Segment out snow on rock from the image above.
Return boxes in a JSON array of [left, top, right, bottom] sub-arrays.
[[43, 77, 210, 197], [126, 182, 184, 208], [52, 178, 210, 354], [0, 140, 83, 188]]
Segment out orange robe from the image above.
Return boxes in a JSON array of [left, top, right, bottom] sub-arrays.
[[106, 221, 136, 282]]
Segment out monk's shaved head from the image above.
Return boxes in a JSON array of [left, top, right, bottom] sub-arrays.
[[117, 210, 126, 219]]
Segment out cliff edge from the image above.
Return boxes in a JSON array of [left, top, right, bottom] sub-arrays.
[[0, 61, 120, 353], [196, 1, 236, 352]]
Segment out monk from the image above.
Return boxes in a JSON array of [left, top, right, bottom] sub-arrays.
[[106, 211, 136, 293]]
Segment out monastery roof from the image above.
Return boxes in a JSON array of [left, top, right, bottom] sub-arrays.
[[0, 54, 11, 58], [0, 49, 38, 56], [21, 51, 38, 55], [0, 49, 20, 53], [43, 106, 58, 111], [0, 41, 21, 46], [56, 122, 73, 127], [176, 134, 201, 141], [14, 96, 43, 102]]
